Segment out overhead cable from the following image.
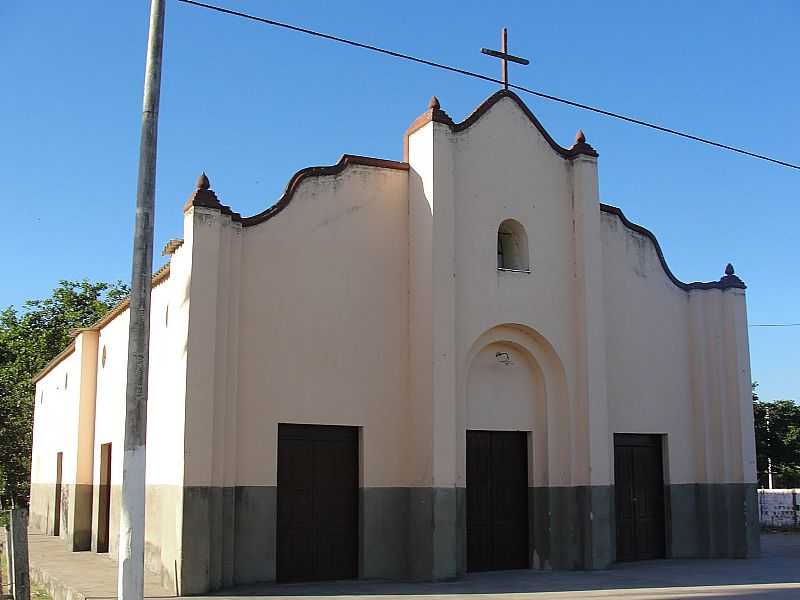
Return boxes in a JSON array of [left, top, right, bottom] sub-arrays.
[[176, 0, 799, 171]]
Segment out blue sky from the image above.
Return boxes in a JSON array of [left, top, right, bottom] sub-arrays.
[[1, 1, 797, 402]]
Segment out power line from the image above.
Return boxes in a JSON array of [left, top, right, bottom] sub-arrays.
[[750, 323, 800, 327], [175, 0, 799, 171]]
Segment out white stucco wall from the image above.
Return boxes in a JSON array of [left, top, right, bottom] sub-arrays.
[[450, 99, 576, 371], [92, 308, 127, 487], [447, 100, 579, 488], [32, 349, 80, 488], [30, 328, 100, 544], [92, 269, 186, 490], [232, 164, 411, 488], [406, 98, 597, 489], [89, 258, 188, 586], [600, 211, 696, 483], [408, 94, 753, 492], [601, 209, 756, 486], [30, 248, 189, 587]]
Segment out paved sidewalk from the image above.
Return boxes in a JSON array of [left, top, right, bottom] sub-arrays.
[[28, 531, 170, 600], [25, 531, 800, 600], [206, 533, 800, 600]]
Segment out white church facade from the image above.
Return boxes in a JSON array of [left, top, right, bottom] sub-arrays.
[[30, 90, 759, 594]]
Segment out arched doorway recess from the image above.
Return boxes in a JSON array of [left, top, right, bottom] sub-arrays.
[[459, 324, 571, 571]]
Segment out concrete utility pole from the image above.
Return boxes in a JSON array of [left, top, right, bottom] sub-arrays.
[[118, 1, 165, 598]]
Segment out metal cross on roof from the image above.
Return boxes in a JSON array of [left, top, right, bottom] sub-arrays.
[[481, 28, 530, 90]]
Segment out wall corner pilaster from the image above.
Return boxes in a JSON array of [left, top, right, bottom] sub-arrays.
[[687, 280, 760, 558], [58, 329, 100, 552], [722, 287, 757, 484], [570, 151, 613, 568], [179, 175, 243, 592], [406, 110, 460, 579]]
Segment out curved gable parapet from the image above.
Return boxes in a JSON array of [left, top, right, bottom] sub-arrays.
[[405, 90, 598, 159], [239, 155, 409, 228], [600, 203, 746, 292]]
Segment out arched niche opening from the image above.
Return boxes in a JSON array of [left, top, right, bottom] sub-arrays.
[[459, 324, 572, 490], [466, 341, 540, 432], [497, 219, 530, 272]]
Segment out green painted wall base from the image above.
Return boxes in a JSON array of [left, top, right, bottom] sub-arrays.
[[407, 487, 465, 580], [28, 480, 761, 594], [529, 486, 615, 570], [666, 483, 760, 559]]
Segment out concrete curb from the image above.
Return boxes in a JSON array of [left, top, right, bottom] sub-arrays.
[[30, 563, 90, 600]]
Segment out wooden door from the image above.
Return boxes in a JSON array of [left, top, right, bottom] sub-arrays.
[[54, 452, 63, 537], [466, 430, 529, 572], [614, 434, 665, 561], [277, 424, 358, 582], [97, 443, 112, 553]]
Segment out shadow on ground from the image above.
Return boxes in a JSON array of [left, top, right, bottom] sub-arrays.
[[208, 533, 800, 600]]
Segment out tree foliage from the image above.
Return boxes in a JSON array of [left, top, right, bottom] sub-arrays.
[[753, 383, 800, 489], [0, 280, 128, 508]]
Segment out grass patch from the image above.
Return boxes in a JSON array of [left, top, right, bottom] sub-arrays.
[[0, 529, 51, 600], [0, 532, 9, 596], [31, 585, 52, 600]]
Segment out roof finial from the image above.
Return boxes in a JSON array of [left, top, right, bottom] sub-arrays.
[[718, 262, 745, 289], [184, 171, 235, 216], [196, 172, 210, 190], [429, 96, 441, 110], [575, 130, 586, 144]]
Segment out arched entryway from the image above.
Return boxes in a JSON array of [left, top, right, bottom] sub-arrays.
[[460, 324, 571, 572], [465, 341, 538, 571]]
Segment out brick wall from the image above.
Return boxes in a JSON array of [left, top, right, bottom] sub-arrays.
[[759, 489, 800, 528]]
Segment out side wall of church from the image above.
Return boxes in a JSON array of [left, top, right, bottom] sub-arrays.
[[30, 338, 94, 550], [29, 251, 191, 594], [90, 262, 190, 593], [176, 164, 411, 591], [601, 210, 759, 559]]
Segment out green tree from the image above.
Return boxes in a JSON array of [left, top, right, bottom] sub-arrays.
[[0, 280, 128, 508], [753, 383, 800, 488]]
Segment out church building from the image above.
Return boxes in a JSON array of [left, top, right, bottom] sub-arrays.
[[29, 90, 759, 594]]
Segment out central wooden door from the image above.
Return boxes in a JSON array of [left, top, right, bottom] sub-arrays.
[[614, 433, 666, 561], [466, 430, 529, 572], [277, 424, 358, 582]]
